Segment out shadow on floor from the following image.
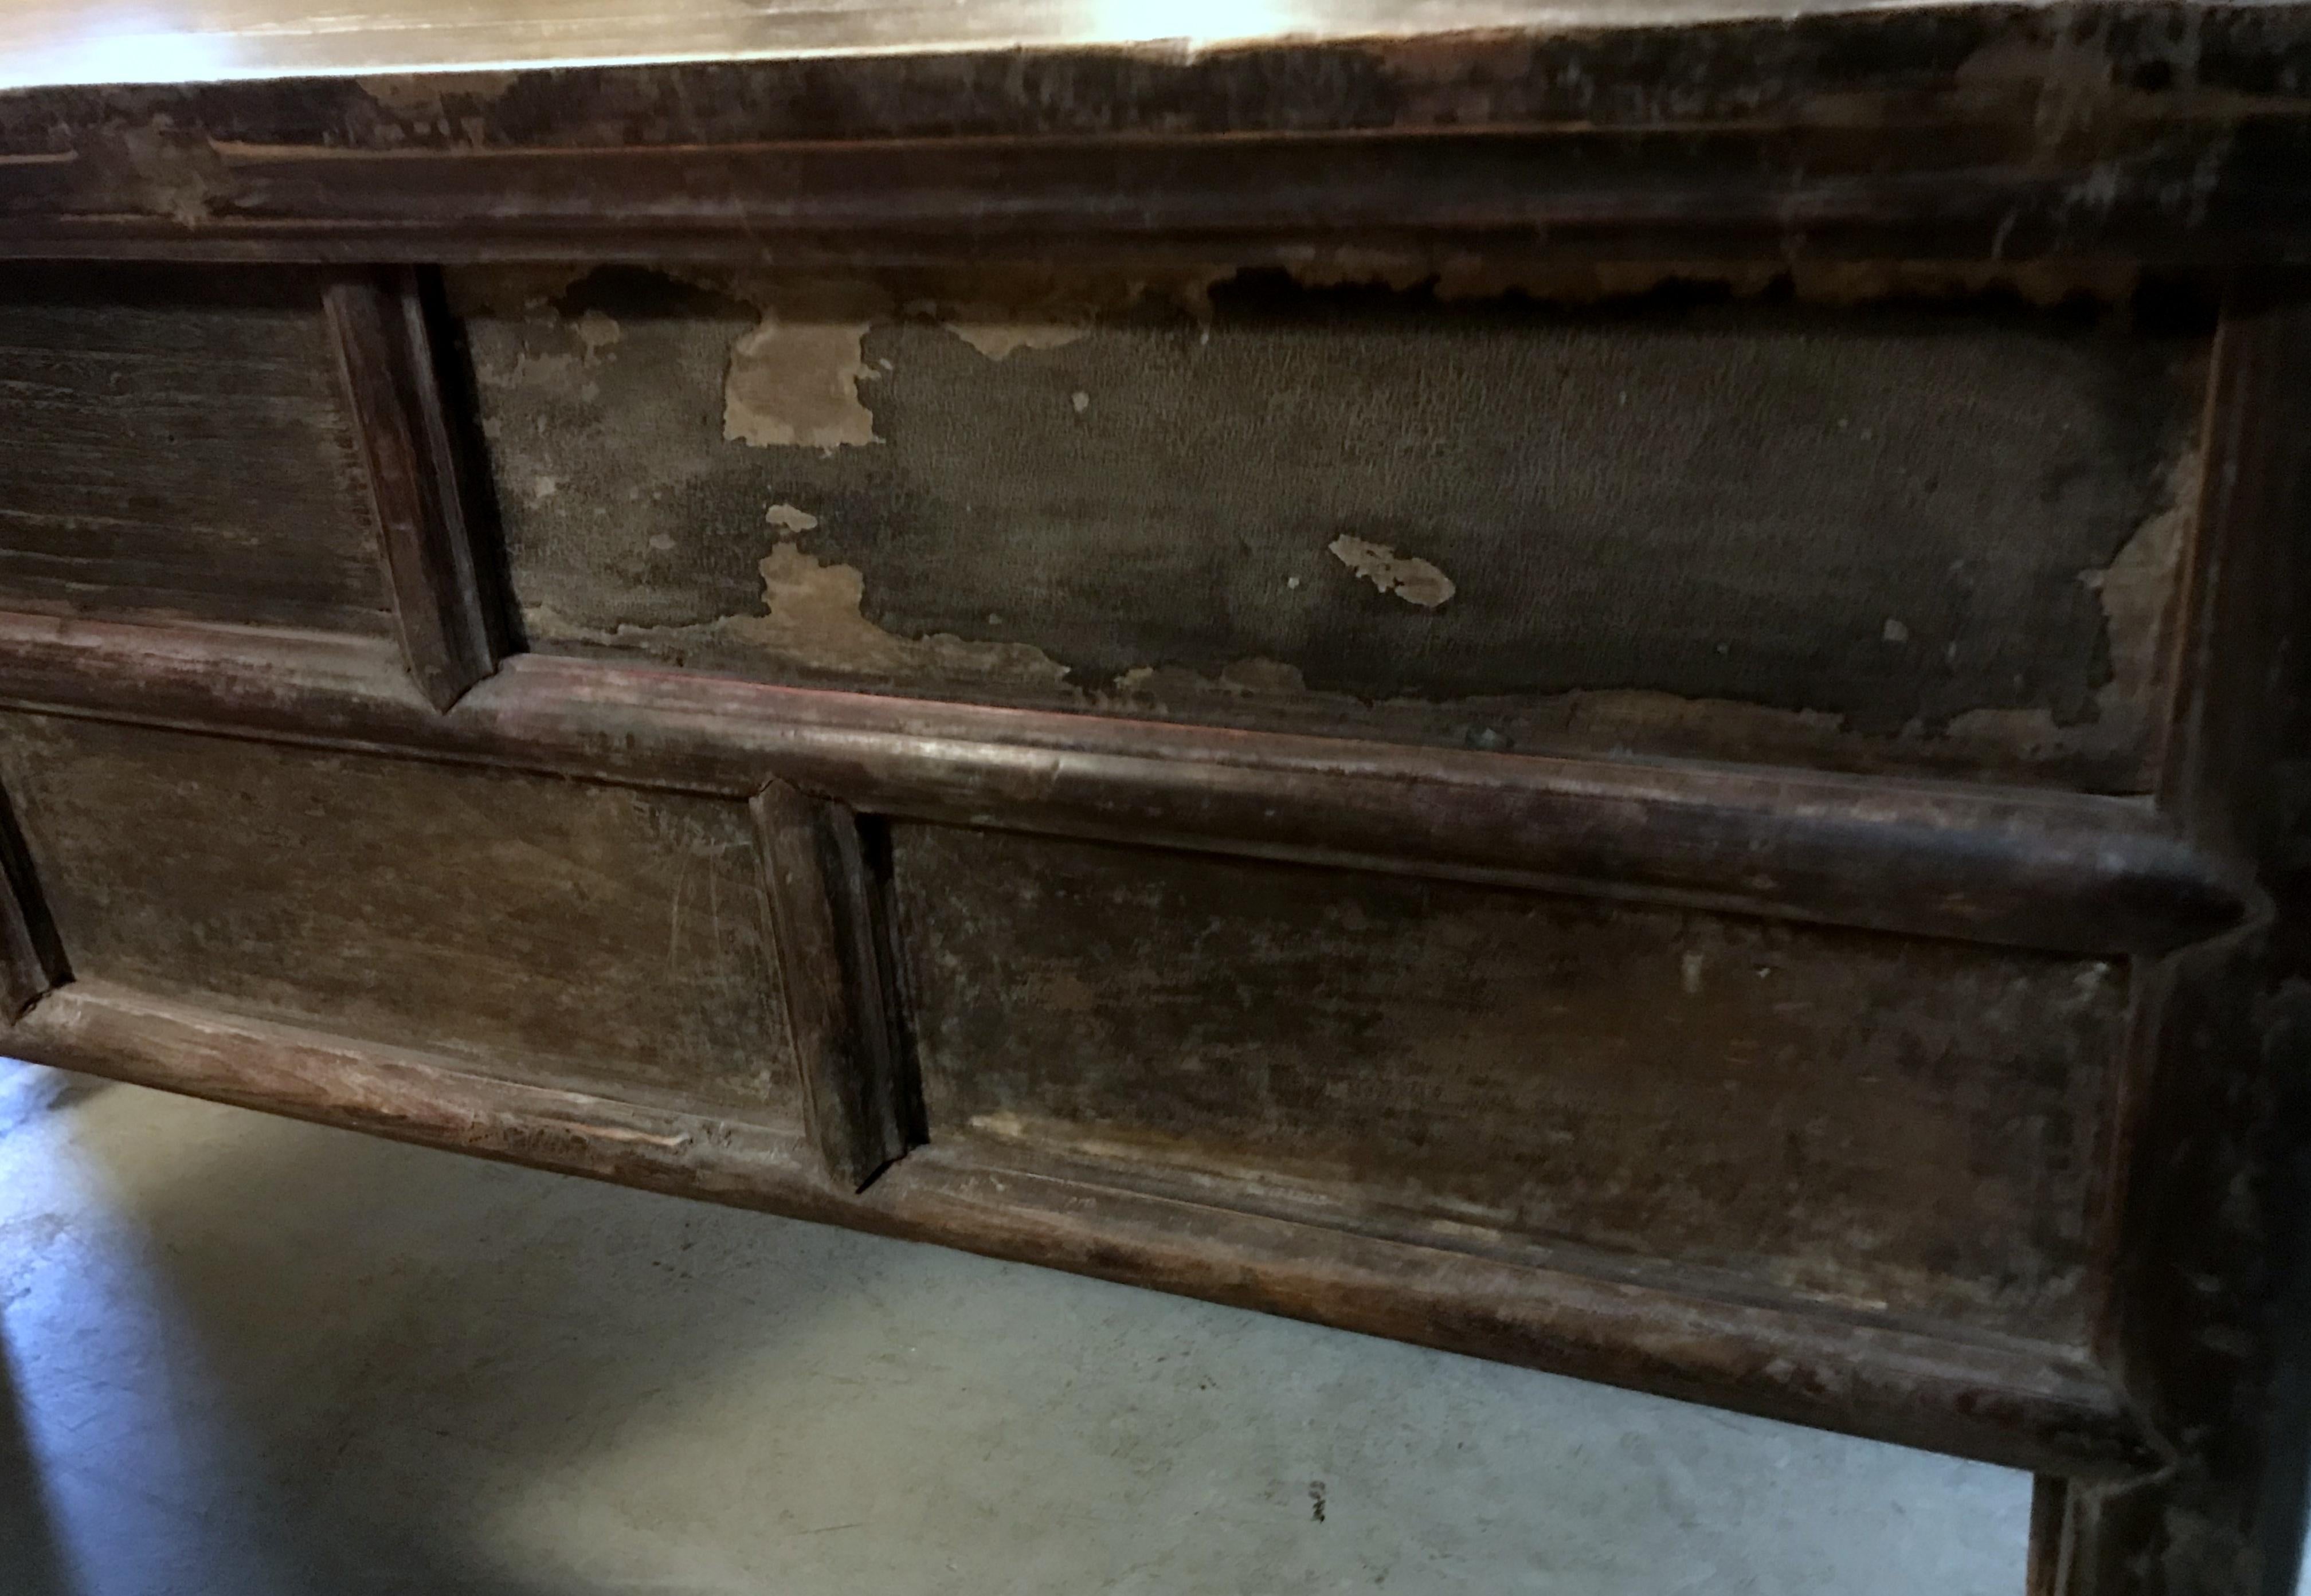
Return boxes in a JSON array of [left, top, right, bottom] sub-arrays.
[[0, 1344, 75, 1596], [1, 1064, 901, 1596]]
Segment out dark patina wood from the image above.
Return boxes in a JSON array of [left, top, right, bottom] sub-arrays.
[[325, 266, 504, 710], [0, 614, 2248, 957], [3, 6, 2311, 266], [0, 713, 796, 1116], [0, 264, 389, 632], [8, 977, 2157, 1479], [0, 6, 2306, 1591], [751, 782, 918, 1190]]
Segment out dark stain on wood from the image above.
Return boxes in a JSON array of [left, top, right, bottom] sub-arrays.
[[0, 712, 795, 1116], [0, 264, 393, 633], [468, 265, 2206, 789], [896, 823, 2128, 1344]]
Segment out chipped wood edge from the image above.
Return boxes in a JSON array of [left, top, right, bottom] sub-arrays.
[[751, 781, 916, 1190], [4, 977, 2162, 1479], [326, 266, 503, 712]]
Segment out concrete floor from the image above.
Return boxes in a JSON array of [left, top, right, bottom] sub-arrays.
[[0, 1058, 2034, 1595]]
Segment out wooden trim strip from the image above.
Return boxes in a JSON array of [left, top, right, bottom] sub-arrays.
[[5, 978, 2161, 1479], [0, 775, 64, 1021], [325, 268, 502, 711], [2156, 291, 2311, 852], [0, 613, 2251, 958], [752, 783, 918, 1191], [3, 9, 2311, 266], [3, 131, 2305, 269]]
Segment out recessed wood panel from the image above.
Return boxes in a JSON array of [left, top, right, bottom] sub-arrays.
[[0, 265, 391, 634], [895, 824, 2126, 1343], [0, 713, 794, 1116], [467, 265, 2207, 790]]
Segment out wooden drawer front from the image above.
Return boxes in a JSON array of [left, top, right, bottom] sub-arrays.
[[0, 266, 392, 635], [896, 824, 2124, 1343], [467, 265, 2207, 791], [0, 715, 794, 1117]]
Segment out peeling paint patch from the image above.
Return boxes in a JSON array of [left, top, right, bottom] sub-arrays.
[[1938, 444, 2197, 770], [942, 316, 1091, 360], [573, 309, 622, 359], [724, 317, 880, 450], [728, 543, 1068, 681], [1329, 536, 1455, 609], [764, 503, 820, 534], [527, 544, 1070, 688]]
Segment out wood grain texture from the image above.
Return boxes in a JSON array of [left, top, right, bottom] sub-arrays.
[[1, 8, 2309, 264], [0, 264, 391, 632], [752, 782, 917, 1190], [0, 712, 796, 1117], [326, 266, 502, 709], [476, 266, 2207, 793], [897, 824, 2128, 1346], [0, 978, 2160, 1479], [0, 614, 2252, 958]]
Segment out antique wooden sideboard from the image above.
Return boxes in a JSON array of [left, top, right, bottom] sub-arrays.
[[2, 2, 2309, 1589]]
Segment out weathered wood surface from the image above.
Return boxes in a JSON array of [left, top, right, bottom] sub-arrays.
[[2028, 297, 2311, 1596], [1, 978, 2158, 1479], [0, 264, 390, 632], [2, 6, 2310, 263], [898, 824, 2126, 1344], [0, 713, 796, 1116], [752, 783, 918, 1190], [326, 267, 503, 708], [0, 615, 2248, 956], [471, 265, 2207, 792]]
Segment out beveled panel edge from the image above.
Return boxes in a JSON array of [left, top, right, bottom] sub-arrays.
[[752, 782, 918, 1191], [2086, 288, 2311, 1354], [0, 611, 2253, 958], [0, 772, 67, 1021], [3, 976, 2163, 1480], [325, 266, 504, 709]]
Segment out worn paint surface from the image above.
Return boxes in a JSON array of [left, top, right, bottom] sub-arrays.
[[0, 714, 796, 1117], [459, 264, 2207, 789], [896, 823, 2124, 1343]]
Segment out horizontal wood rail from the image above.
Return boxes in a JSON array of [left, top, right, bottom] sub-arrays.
[[4, 978, 2161, 1480], [0, 611, 2253, 958], [3, 7, 2310, 265]]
